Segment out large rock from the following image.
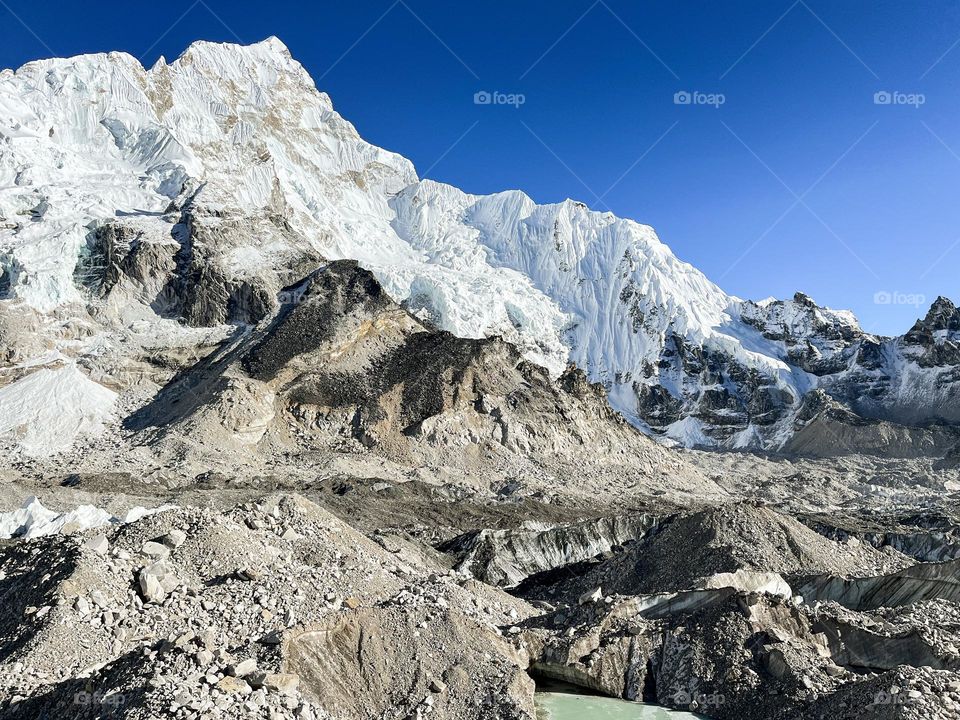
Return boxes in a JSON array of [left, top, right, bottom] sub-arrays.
[[285, 606, 535, 719], [138, 559, 178, 603], [129, 260, 714, 502]]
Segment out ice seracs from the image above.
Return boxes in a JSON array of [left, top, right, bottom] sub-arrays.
[[0, 495, 172, 539]]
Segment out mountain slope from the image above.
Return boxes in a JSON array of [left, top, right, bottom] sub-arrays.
[[1, 38, 957, 456], [119, 260, 713, 501]]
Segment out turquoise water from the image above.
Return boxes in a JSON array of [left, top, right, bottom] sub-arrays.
[[535, 692, 702, 719]]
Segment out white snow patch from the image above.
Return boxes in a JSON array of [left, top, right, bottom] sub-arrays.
[[0, 496, 175, 539], [0, 364, 117, 456], [663, 416, 715, 448], [700, 570, 792, 599], [731, 424, 763, 449]]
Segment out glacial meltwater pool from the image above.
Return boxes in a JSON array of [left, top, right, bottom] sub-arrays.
[[534, 692, 703, 719]]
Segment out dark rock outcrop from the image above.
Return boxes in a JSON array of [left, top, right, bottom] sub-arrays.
[[636, 293, 960, 455], [440, 514, 659, 588]]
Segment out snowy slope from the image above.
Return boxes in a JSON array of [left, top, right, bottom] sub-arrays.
[[0, 363, 117, 455], [1, 38, 957, 455], [389, 180, 807, 420], [0, 38, 775, 380]]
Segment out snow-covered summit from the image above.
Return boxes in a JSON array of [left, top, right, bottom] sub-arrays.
[[0, 37, 412, 304], [1, 39, 957, 454]]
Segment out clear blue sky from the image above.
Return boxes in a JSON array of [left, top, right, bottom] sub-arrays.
[[2, 0, 959, 335]]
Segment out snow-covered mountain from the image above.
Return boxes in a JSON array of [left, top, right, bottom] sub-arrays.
[[0, 38, 957, 456]]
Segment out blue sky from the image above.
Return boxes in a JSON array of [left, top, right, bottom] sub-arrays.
[[2, 0, 959, 335]]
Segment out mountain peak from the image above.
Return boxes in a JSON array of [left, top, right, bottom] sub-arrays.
[[179, 35, 291, 60], [929, 295, 957, 314], [171, 36, 302, 79], [3, 37, 298, 86], [920, 296, 960, 331]]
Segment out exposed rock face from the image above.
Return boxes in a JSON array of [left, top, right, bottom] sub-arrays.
[[636, 331, 801, 445], [739, 292, 863, 376], [812, 297, 960, 431], [242, 261, 397, 381], [796, 559, 960, 611], [813, 612, 952, 672], [72, 192, 325, 329], [516, 504, 911, 601], [636, 292, 960, 455], [784, 393, 960, 459], [903, 297, 960, 367], [440, 514, 659, 587], [635, 292, 865, 446], [287, 607, 535, 719]]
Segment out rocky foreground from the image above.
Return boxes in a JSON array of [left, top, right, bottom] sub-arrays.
[[2, 487, 960, 720]]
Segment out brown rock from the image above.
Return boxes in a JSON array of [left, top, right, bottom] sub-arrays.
[[264, 673, 299, 695], [217, 676, 252, 695]]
